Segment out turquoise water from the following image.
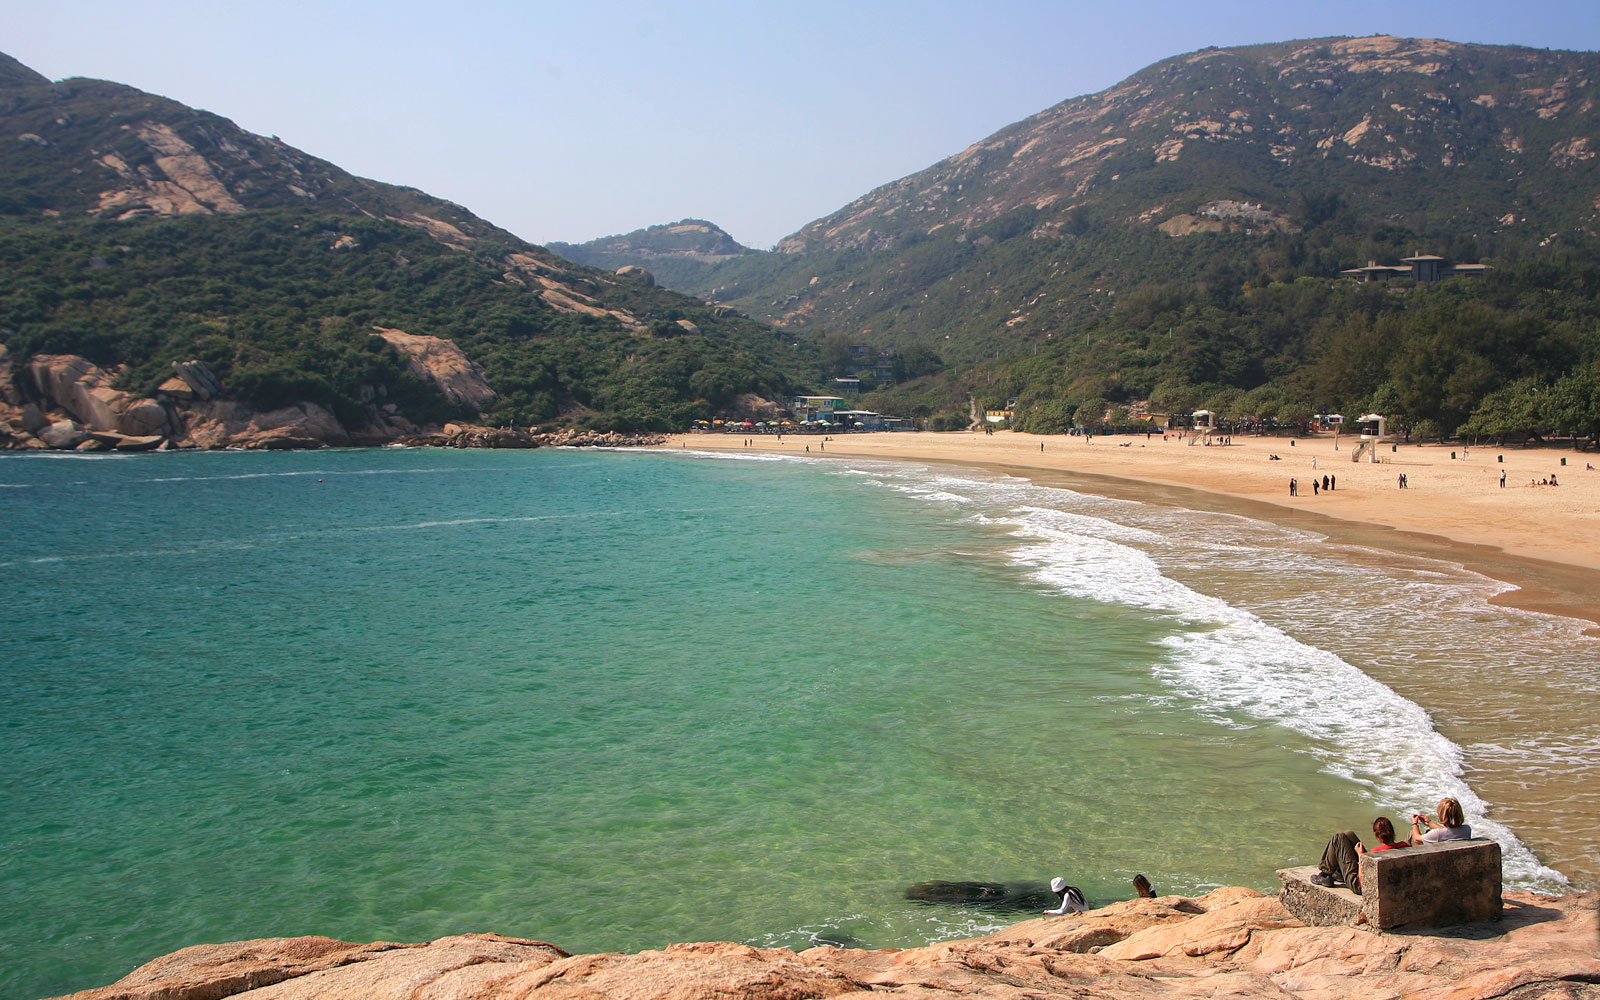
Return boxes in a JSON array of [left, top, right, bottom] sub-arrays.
[[0, 447, 1586, 998]]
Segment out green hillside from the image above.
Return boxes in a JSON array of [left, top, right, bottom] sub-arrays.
[[625, 36, 1600, 441], [0, 57, 808, 434]]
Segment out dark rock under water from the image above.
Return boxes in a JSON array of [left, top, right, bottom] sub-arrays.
[[905, 880, 1057, 911]]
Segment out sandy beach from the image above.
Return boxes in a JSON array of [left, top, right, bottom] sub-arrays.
[[666, 429, 1600, 631]]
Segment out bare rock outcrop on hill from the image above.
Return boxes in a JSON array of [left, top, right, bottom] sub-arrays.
[[374, 328, 497, 413], [51, 888, 1600, 1000], [180, 400, 352, 450], [22, 354, 172, 437]]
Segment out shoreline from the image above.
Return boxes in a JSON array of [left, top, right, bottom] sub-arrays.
[[661, 429, 1600, 635]]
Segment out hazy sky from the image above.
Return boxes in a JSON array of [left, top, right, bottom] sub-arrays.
[[4, 1, 1597, 249]]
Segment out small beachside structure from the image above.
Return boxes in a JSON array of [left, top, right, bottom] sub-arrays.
[[832, 409, 887, 430], [1352, 413, 1389, 463], [791, 395, 846, 421]]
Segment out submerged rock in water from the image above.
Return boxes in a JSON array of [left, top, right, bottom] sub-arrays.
[[905, 879, 1057, 910]]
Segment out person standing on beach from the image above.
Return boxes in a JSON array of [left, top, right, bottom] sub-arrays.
[[1500, 470, 1507, 488], [1290, 478, 1297, 496], [1330, 475, 1336, 491], [1312, 479, 1320, 495]]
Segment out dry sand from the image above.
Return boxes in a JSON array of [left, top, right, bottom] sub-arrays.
[[666, 429, 1600, 631]]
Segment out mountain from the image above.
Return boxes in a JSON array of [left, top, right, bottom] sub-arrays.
[[547, 219, 756, 291], [0, 56, 806, 449], [775, 36, 1598, 256], [635, 36, 1600, 438]]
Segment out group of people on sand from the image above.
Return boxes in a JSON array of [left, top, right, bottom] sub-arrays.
[[1289, 474, 1335, 496], [1311, 797, 1473, 895]]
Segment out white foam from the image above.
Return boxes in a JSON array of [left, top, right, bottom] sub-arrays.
[[818, 457, 1571, 889]]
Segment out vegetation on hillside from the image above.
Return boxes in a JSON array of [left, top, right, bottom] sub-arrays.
[[0, 212, 807, 431]]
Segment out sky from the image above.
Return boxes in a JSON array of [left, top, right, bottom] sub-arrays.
[[3, 0, 1597, 249]]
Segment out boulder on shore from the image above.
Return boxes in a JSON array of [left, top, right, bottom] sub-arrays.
[[48, 888, 1600, 1000]]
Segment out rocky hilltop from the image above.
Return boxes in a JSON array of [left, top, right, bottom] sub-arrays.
[[50, 887, 1599, 1000], [550, 219, 755, 263], [548, 219, 758, 293], [775, 36, 1599, 255]]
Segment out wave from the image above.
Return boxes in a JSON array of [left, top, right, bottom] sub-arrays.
[[817, 458, 1574, 890]]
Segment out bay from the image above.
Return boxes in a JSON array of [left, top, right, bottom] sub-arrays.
[[0, 447, 1581, 999]]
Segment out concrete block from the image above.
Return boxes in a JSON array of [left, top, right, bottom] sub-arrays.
[[1360, 839, 1501, 931], [1278, 865, 1362, 927], [1278, 840, 1502, 933]]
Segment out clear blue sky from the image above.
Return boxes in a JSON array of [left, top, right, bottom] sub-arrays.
[[4, 0, 1596, 249]]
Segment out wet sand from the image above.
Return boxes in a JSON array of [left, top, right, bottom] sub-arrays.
[[662, 429, 1600, 885]]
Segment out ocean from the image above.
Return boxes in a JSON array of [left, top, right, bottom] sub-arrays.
[[1, 446, 1591, 999]]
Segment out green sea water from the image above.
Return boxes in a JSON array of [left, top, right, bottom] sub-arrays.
[[0, 447, 1585, 998]]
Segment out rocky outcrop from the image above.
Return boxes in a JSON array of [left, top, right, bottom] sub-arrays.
[[413, 424, 669, 449], [615, 264, 656, 286], [179, 400, 352, 450], [169, 360, 223, 401], [373, 328, 497, 413], [22, 354, 173, 437], [51, 888, 1600, 1000]]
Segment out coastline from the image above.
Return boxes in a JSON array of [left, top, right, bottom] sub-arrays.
[[661, 429, 1600, 634]]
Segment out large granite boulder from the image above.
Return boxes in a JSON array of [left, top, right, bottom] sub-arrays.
[[21, 354, 172, 437], [179, 400, 352, 449], [374, 328, 496, 412], [170, 359, 222, 401], [38, 419, 90, 449]]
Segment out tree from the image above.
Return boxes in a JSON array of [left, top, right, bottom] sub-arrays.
[[1459, 378, 1543, 444], [1545, 364, 1600, 449]]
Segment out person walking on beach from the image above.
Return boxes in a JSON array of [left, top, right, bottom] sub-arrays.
[[1312, 479, 1320, 495]]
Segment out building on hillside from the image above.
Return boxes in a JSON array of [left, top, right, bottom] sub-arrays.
[[832, 410, 887, 430], [985, 398, 1018, 424], [1341, 253, 1489, 283], [833, 377, 861, 395], [791, 395, 846, 420]]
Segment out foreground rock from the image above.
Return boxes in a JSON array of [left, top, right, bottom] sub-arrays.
[[51, 888, 1599, 1000]]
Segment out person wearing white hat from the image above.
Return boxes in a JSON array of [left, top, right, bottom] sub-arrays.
[[1042, 877, 1088, 915]]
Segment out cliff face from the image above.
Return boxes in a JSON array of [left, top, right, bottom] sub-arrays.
[[50, 887, 1600, 1000]]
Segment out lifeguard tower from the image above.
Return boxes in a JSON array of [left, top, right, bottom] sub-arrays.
[[1189, 409, 1215, 445], [1352, 413, 1389, 463]]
